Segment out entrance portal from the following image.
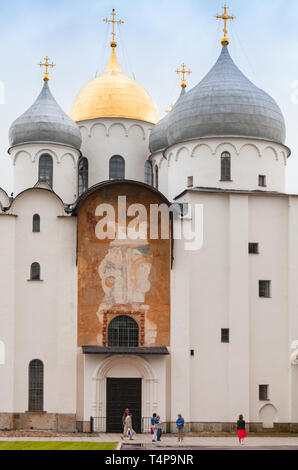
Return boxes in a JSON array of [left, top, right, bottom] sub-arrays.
[[106, 378, 142, 433]]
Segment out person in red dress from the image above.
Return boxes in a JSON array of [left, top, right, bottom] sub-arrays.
[[237, 414, 247, 445]]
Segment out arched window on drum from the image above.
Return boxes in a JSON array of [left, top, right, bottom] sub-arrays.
[[221, 152, 231, 181], [78, 157, 89, 196], [39, 154, 53, 188], [109, 156, 125, 180], [145, 161, 153, 186]]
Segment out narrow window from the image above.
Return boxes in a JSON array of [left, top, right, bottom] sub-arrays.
[[30, 263, 41, 281], [221, 152, 231, 181], [259, 385, 269, 401], [39, 154, 53, 188], [155, 166, 159, 190], [187, 176, 194, 188], [221, 329, 230, 343], [108, 316, 139, 348], [78, 157, 89, 196], [144, 161, 153, 186], [249, 243, 259, 254], [259, 175, 267, 187], [33, 214, 40, 233], [29, 360, 44, 412], [259, 281, 271, 298], [109, 156, 125, 180]]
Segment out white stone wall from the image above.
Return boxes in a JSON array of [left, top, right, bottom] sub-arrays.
[[78, 118, 153, 187], [172, 190, 298, 426], [9, 144, 80, 204], [0, 188, 78, 415], [151, 138, 290, 201]]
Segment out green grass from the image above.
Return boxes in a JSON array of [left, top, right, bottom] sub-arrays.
[[0, 441, 118, 451]]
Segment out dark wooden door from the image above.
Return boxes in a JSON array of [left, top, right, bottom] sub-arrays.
[[106, 378, 142, 433]]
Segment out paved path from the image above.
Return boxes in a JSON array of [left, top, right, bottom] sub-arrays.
[[0, 434, 298, 449]]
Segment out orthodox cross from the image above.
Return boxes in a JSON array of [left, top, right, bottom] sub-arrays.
[[103, 9, 124, 47], [175, 63, 192, 89], [215, 4, 235, 46], [39, 56, 56, 82]]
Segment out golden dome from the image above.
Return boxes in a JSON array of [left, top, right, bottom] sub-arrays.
[[70, 48, 159, 124]]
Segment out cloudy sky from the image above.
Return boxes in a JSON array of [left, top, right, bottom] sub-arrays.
[[0, 0, 298, 193]]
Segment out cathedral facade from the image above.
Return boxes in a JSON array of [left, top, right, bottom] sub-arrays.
[[0, 11, 298, 433]]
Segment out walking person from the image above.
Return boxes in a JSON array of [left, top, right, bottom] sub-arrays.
[[176, 414, 185, 443], [237, 414, 247, 445], [122, 412, 136, 441], [157, 416, 163, 442], [151, 413, 158, 442], [122, 408, 129, 432]]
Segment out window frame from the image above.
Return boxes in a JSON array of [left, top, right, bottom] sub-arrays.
[[28, 359, 44, 412], [32, 214, 40, 233], [259, 384, 269, 401], [144, 161, 153, 186], [39, 154, 53, 188], [221, 328, 230, 343], [220, 151, 232, 182], [259, 280, 271, 298], [108, 316, 140, 348], [30, 263, 41, 282], [109, 155, 125, 180], [78, 157, 89, 196], [258, 175, 267, 187]]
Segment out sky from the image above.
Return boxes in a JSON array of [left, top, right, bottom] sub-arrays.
[[0, 0, 298, 194]]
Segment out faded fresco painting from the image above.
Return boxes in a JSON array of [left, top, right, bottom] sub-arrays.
[[77, 182, 171, 348]]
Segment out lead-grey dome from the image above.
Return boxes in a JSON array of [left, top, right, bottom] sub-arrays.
[[149, 88, 186, 153], [167, 46, 286, 146], [9, 81, 82, 150]]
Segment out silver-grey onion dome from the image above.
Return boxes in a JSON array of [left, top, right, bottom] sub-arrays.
[[9, 81, 82, 150], [167, 46, 286, 147], [149, 88, 186, 153]]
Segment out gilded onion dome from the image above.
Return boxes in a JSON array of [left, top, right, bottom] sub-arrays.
[[167, 46, 286, 147], [70, 47, 159, 124], [9, 81, 82, 150]]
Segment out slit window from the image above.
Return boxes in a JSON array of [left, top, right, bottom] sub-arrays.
[[39, 154, 53, 188], [221, 329, 230, 343], [29, 360, 44, 412], [259, 384, 269, 401], [259, 175, 267, 187], [221, 152, 231, 181], [33, 214, 40, 233], [259, 281, 271, 298], [249, 243, 259, 254], [30, 263, 41, 281]]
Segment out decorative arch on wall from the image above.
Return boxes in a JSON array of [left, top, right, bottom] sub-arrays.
[[78, 124, 89, 138], [175, 146, 190, 162], [108, 122, 128, 138], [90, 122, 108, 138], [167, 152, 174, 168], [191, 142, 214, 158], [239, 143, 262, 158], [60, 152, 77, 169], [128, 124, 146, 141], [259, 403, 279, 429], [12, 149, 32, 166], [213, 141, 239, 156], [263, 145, 279, 161], [34, 148, 59, 164]]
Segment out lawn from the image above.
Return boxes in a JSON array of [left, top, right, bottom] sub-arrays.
[[0, 441, 118, 451]]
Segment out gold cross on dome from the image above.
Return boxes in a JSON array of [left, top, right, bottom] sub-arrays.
[[175, 63, 192, 89], [215, 4, 235, 46], [103, 8, 124, 48], [39, 56, 56, 82], [165, 104, 174, 113]]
